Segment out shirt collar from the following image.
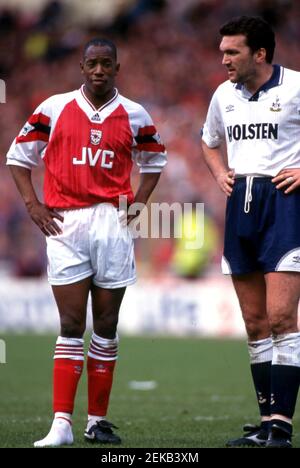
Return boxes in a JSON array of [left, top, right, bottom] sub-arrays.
[[80, 85, 119, 111], [235, 64, 283, 101]]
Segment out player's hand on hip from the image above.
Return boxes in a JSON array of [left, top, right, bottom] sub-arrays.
[[216, 170, 235, 196], [272, 168, 300, 194], [119, 209, 142, 227], [27, 201, 64, 236]]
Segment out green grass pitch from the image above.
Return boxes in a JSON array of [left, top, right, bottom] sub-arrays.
[[0, 334, 299, 448]]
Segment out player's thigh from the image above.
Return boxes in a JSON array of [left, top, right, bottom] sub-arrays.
[[91, 285, 126, 332], [265, 272, 300, 331], [91, 285, 126, 316], [232, 271, 266, 316], [52, 276, 92, 323]]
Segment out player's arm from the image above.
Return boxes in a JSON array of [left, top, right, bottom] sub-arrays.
[[201, 141, 234, 196], [6, 101, 63, 236], [128, 106, 167, 224], [133, 172, 161, 205], [9, 165, 63, 236], [126, 172, 161, 225], [202, 90, 234, 196]]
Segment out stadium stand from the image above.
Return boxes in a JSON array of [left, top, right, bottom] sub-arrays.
[[0, 0, 298, 278]]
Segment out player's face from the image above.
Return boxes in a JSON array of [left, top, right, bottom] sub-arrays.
[[81, 45, 120, 97], [220, 35, 257, 84]]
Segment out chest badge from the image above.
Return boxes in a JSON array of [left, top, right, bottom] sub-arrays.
[[270, 96, 281, 112], [90, 129, 102, 145]]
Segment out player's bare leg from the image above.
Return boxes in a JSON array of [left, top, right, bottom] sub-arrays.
[[227, 272, 272, 447], [232, 272, 270, 340], [91, 285, 126, 338], [34, 278, 91, 447], [265, 272, 299, 336], [52, 277, 92, 337], [227, 272, 300, 447], [265, 272, 300, 448], [84, 286, 126, 444]]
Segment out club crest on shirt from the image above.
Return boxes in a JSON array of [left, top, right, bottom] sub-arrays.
[[270, 96, 281, 112], [90, 129, 102, 145]]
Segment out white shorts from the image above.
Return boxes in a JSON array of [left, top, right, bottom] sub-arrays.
[[46, 203, 136, 288]]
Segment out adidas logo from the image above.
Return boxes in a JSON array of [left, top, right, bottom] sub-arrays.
[[91, 113, 101, 122]]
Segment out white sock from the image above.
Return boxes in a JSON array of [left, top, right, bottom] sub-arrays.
[[272, 332, 300, 367], [55, 412, 72, 424], [248, 336, 273, 364], [87, 414, 106, 431], [34, 416, 73, 447]]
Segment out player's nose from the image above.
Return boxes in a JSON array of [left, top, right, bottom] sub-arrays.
[[222, 54, 230, 66], [94, 63, 104, 75]]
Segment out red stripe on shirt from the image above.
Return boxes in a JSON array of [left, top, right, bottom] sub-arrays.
[[138, 125, 156, 136], [16, 131, 50, 143], [136, 142, 165, 152], [28, 113, 50, 127]]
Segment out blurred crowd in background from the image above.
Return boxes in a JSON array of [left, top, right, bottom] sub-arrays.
[[0, 0, 299, 279]]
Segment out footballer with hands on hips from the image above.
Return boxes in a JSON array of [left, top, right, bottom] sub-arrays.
[[7, 38, 167, 447], [202, 16, 300, 448]]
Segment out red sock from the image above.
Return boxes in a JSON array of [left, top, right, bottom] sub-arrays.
[[87, 357, 116, 416], [53, 337, 84, 414]]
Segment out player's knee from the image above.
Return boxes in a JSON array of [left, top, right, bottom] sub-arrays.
[[60, 316, 86, 338], [268, 313, 295, 336], [94, 313, 118, 338], [244, 315, 270, 341]]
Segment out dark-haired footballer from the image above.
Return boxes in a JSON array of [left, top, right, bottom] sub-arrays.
[[202, 16, 300, 448]]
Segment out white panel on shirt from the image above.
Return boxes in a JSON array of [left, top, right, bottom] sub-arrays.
[[119, 95, 167, 173], [6, 90, 77, 169]]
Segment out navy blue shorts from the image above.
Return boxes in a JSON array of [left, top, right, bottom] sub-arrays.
[[222, 177, 300, 275]]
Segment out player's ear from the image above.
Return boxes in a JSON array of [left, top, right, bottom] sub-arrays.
[[116, 63, 120, 74], [80, 61, 84, 74], [255, 48, 266, 64]]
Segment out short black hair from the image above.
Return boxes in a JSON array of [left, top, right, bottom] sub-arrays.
[[83, 38, 117, 61], [220, 16, 275, 63]]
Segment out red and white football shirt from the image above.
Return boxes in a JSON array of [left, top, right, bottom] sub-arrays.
[[7, 87, 167, 208]]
